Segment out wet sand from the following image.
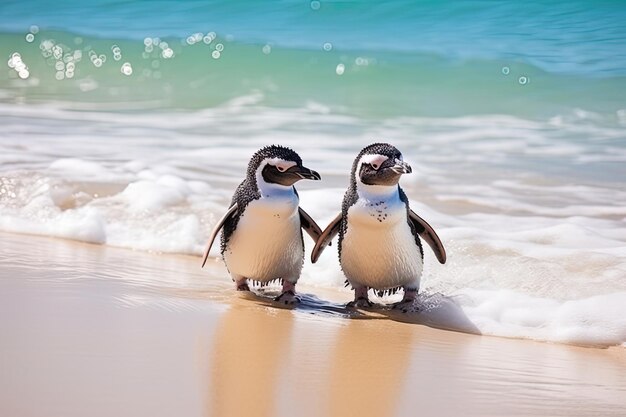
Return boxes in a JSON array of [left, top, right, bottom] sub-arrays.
[[1, 232, 625, 417]]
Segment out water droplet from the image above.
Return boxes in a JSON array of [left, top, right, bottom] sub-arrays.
[[518, 76, 528, 85], [25, 33, 35, 43], [121, 62, 133, 75], [335, 63, 345, 75], [501, 66, 510, 75], [310, 1, 321, 10], [323, 42, 332, 51]]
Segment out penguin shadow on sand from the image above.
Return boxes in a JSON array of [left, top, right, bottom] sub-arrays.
[[230, 284, 481, 336]]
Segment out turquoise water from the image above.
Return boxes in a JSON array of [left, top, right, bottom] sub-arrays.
[[1, 1, 625, 117]]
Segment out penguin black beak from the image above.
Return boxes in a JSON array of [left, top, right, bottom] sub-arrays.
[[390, 161, 412, 175], [294, 166, 321, 181]]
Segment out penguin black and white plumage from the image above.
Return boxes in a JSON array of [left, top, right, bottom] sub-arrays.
[[311, 143, 446, 310], [202, 145, 322, 304]]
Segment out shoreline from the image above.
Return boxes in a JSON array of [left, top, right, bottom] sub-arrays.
[[1, 231, 625, 416]]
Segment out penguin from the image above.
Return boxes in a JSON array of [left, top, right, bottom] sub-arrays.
[[202, 145, 322, 304], [311, 143, 446, 310]]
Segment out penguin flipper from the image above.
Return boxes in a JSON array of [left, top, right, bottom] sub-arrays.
[[299, 207, 323, 242], [408, 209, 447, 264], [311, 213, 342, 263], [201, 203, 238, 268]]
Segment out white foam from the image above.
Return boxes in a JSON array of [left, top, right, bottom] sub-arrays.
[[1, 103, 625, 348]]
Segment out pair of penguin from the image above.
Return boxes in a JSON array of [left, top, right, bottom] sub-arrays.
[[201, 143, 446, 309]]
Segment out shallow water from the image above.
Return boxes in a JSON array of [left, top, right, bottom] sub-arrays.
[[1, 1, 625, 347]]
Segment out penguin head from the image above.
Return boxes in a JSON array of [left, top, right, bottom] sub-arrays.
[[249, 145, 321, 189], [352, 143, 412, 188]]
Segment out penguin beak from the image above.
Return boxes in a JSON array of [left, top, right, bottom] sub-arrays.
[[294, 166, 321, 181], [390, 161, 412, 175]]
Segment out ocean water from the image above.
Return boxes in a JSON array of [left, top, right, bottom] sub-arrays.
[[1, 1, 625, 347]]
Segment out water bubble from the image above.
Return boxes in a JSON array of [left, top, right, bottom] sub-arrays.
[[215, 43, 224, 52], [145, 44, 154, 53], [212, 50, 221, 59], [121, 62, 133, 75], [193, 33, 203, 42], [66, 62, 75, 71], [29, 25, 39, 34], [501, 66, 510, 75], [203, 35, 212, 44], [151, 60, 160, 69], [323, 42, 332, 51], [99, 54, 106, 63], [186, 36, 196, 45], [63, 54, 73, 63], [310, 1, 321, 10], [144, 37, 153, 46], [113, 52, 121, 61], [74, 37, 83, 45], [142, 52, 150, 59], [7, 59, 15, 68], [93, 58, 102, 67], [65, 70, 74, 79], [355, 57, 368, 66], [55, 61, 65, 71], [25, 33, 35, 43], [262, 44, 271, 55], [73, 50, 82, 60], [55, 71, 65, 80], [159, 41, 169, 50], [161, 48, 174, 59], [18, 70, 29, 79], [207, 32, 216, 40], [335, 63, 345, 75], [518, 76, 529, 85]]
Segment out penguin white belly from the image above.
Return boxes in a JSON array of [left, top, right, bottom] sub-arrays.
[[341, 199, 423, 290], [224, 196, 303, 282]]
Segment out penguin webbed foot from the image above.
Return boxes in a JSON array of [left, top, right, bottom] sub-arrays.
[[274, 290, 300, 305], [347, 296, 373, 309], [391, 289, 418, 313]]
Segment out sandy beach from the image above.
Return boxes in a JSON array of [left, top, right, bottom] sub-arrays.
[[1, 231, 625, 417]]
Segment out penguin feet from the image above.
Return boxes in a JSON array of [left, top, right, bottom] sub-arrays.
[[392, 288, 418, 313], [347, 296, 373, 308], [235, 279, 250, 291], [274, 290, 300, 305], [275, 280, 299, 305]]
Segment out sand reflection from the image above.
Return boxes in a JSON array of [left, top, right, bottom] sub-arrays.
[[328, 318, 414, 417], [208, 297, 294, 417]]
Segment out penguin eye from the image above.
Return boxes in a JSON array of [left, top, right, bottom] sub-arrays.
[[371, 163, 379, 170], [276, 165, 286, 172]]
